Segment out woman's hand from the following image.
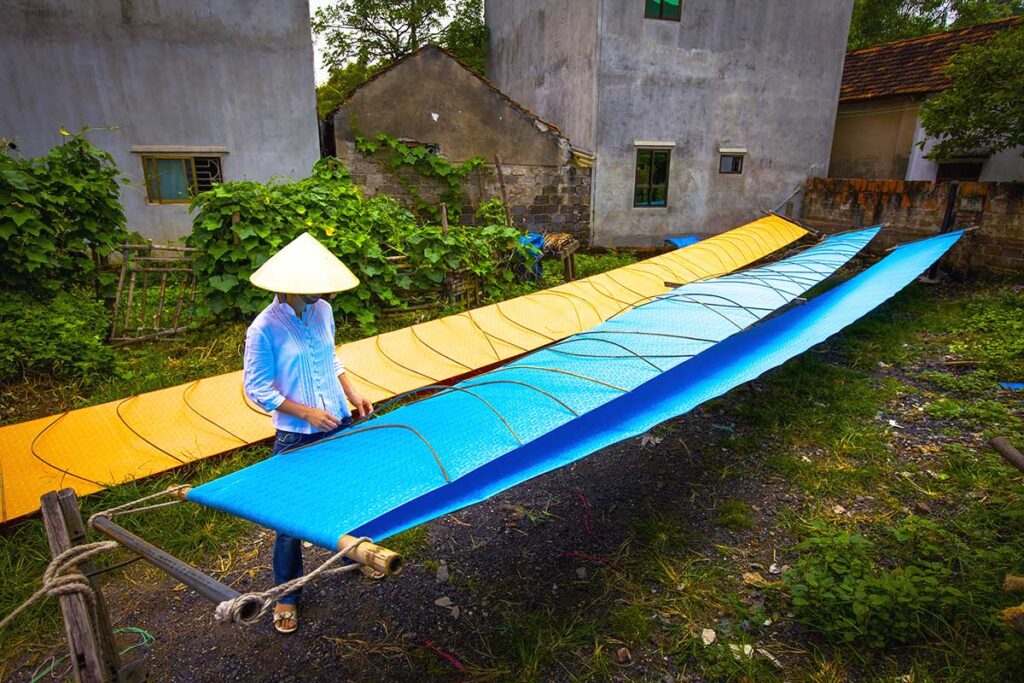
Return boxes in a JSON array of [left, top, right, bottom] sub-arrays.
[[349, 392, 374, 419], [302, 407, 341, 432]]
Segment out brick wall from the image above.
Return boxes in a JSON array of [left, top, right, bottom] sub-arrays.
[[340, 141, 593, 244], [803, 177, 1024, 274]]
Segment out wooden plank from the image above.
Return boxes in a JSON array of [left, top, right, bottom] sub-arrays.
[[57, 490, 122, 681], [493, 156, 513, 227], [40, 491, 109, 683]]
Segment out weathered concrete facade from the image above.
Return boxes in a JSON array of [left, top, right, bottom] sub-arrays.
[[333, 47, 592, 240], [829, 98, 922, 180], [0, 0, 320, 243], [829, 98, 1024, 183], [803, 177, 1024, 274], [487, 0, 853, 246]]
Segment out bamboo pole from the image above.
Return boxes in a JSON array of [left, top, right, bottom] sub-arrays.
[[493, 155, 513, 227], [991, 437, 1024, 475], [167, 487, 404, 576]]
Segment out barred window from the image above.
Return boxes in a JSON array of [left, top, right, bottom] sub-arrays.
[[142, 155, 223, 203]]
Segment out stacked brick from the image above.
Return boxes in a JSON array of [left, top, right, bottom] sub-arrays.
[[341, 141, 593, 244], [803, 177, 1024, 275]]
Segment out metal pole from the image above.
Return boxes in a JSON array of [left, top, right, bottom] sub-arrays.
[[90, 517, 260, 622]]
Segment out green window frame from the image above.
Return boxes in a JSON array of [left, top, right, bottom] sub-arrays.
[[634, 148, 671, 208], [645, 0, 681, 21], [142, 155, 223, 204]]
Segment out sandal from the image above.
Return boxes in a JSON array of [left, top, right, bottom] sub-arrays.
[[273, 605, 298, 634], [359, 565, 386, 580]]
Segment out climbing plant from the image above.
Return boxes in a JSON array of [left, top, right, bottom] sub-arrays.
[[188, 157, 525, 328], [0, 131, 127, 296], [354, 132, 487, 220]]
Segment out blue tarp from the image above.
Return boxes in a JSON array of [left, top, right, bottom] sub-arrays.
[[188, 227, 960, 550], [664, 236, 701, 249]]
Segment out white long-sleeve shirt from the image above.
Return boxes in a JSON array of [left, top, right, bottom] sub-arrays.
[[243, 296, 351, 434]]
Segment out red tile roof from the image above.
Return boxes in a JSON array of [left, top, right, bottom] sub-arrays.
[[840, 16, 1021, 103]]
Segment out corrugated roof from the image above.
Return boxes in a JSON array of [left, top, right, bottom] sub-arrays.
[[840, 16, 1021, 103]]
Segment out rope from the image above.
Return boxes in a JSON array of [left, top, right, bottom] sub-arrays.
[[0, 541, 119, 631], [87, 485, 188, 527], [213, 536, 372, 625]]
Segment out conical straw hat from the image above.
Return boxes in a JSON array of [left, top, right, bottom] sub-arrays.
[[249, 232, 360, 293]]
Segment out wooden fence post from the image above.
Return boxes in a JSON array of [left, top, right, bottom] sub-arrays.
[[40, 490, 111, 683], [57, 490, 124, 681]]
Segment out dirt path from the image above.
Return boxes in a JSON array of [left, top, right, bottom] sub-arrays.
[[11, 402, 786, 682]]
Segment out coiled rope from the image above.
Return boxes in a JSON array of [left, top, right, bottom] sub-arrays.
[[213, 535, 372, 625]]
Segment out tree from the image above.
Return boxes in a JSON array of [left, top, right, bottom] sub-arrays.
[[441, 0, 488, 73], [316, 61, 381, 118], [919, 26, 1024, 158], [312, 0, 449, 70], [312, 0, 488, 118], [847, 0, 1023, 49]]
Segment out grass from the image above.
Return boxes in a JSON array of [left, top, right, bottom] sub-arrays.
[[0, 444, 267, 674], [3, 261, 1023, 680], [460, 280, 1023, 680], [716, 499, 755, 530]]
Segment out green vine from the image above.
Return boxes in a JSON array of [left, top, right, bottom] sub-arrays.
[[0, 131, 127, 297], [354, 132, 487, 220], [187, 158, 527, 331]]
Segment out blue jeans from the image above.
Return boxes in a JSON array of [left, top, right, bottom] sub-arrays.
[[271, 416, 352, 605]]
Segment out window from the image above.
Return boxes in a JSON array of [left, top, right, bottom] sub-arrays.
[[936, 161, 983, 182], [634, 149, 671, 207], [719, 154, 744, 174], [142, 155, 223, 203], [645, 0, 681, 21]]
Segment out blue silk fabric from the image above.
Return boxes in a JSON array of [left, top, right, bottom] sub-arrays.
[[189, 228, 964, 550]]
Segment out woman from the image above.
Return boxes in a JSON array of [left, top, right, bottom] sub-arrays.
[[242, 232, 374, 634]]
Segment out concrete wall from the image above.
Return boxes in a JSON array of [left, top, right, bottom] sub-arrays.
[[333, 47, 570, 166], [488, 0, 853, 246], [829, 98, 921, 179], [341, 141, 592, 241], [803, 177, 1024, 274], [0, 0, 319, 243], [332, 47, 590, 240], [486, 0, 598, 151], [590, 0, 853, 246], [831, 96, 1024, 182]]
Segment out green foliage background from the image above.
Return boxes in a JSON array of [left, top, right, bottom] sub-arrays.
[[187, 157, 525, 326], [0, 132, 127, 296], [848, 0, 1022, 49], [0, 290, 117, 384], [313, 0, 487, 119], [920, 25, 1024, 158]]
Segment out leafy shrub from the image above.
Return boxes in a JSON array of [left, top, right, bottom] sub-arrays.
[[783, 517, 964, 647], [0, 290, 117, 383], [0, 132, 126, 296], [188, 158, 526, 325]]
